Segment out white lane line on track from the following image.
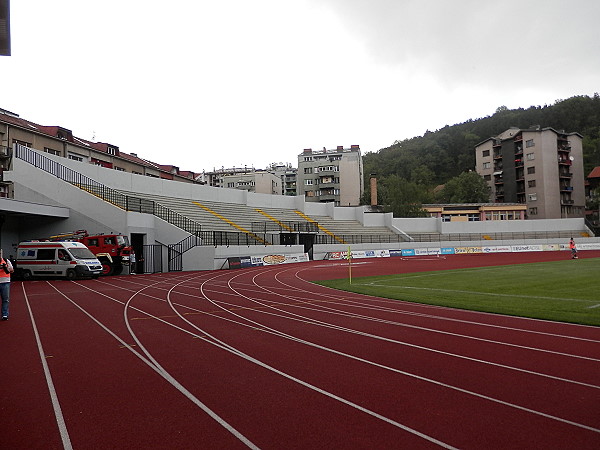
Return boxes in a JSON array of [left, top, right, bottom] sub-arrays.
[[79, 272, 600, 438], [46, 279, 260, 450], [94, 272, 459, 448], [21, 283, 73, 450], [236, 274, 600, 363], [238, 269, 600, 384], [187, 269, 600, 435], [162, 272, 459, 450]]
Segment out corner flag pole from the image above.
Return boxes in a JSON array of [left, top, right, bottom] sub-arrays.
[[347, 246, 352, 284]]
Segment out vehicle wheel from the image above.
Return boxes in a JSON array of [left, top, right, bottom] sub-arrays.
[[66, 269, 77, 280], [21, 270, 33, 281], [100, 259, 114, 276]]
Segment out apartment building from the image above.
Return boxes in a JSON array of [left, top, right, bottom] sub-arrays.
[[476, 127, 584, 219], [0, 108, 200, 183], [266, 162, 297, 196], [221, 170, 281, 195], [296, 145, 363, 206]]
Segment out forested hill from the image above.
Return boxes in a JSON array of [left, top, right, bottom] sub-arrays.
[[363, 94, 600, 187]]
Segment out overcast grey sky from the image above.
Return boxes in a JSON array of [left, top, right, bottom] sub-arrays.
[[2, 0, 598, 173]]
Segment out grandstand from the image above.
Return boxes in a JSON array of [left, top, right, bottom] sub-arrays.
[[2, 145, 597, 272]]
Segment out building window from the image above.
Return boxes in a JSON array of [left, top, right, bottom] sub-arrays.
[[304, 167, 312, 174], [14, 139, 32, 147], [303, 156, 313, 162], [227, 182, 235, 188], [114, 166, 125, 171], [529, 207, 538, 215], [528, 180, 536, 188], [482, 149, 490, 157], [107, 146, 117, 155], [482, 162, 491, 169], [528, 193, 537, 201], [526, 152, 535, 160], [304, 179, 313, 185], [526, 139, 535, 148], [44, 147, 60, 156], [68, 153, 84, 162], [305, 190, 314, 197], [484, 174, 491, 181], [527, 166, 535, 174]]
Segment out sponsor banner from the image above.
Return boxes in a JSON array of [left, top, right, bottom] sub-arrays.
[[240, 257, 253, 268], [511, 244, 543, 253], [401, 249, 415, 257], [542, 244, 560, 252], [389, 249, 403, 257], [482, 246, 499, 253], [325, 250, 391, 260], [230, 253, 309, 268], [427, 247, 441, 255], [441, 247, 455, 255], [455, 247, 483, 254], [579, 242, 600, 250], [414, 248, 430, 256], [481, 245, 511, 253]]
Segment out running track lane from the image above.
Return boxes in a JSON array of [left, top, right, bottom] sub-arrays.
[[1, 253, 599, 449]]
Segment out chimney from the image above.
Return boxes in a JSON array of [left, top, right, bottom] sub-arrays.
[[370, 174, 377, 206]]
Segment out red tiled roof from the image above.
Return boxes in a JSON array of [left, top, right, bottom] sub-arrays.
[[587, 166, 600, 179], [0, 110, 199, 177]]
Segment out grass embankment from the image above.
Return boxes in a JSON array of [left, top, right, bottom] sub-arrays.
[[316, 258, 600, 326]]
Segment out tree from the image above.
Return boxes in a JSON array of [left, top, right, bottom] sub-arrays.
[[381, 175, 431, 217], [435, 171, 491, 203]]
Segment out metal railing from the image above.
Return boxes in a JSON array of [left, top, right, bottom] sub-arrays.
[[251, 221, 319, 233], [16, 145, 203, 237]]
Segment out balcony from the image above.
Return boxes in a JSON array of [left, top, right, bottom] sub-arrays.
[[558, 159, 572, 166], [559, 172, 573, 178], [560, 186, 574, 192], [318, 193, 337, 201], [561, 199, 575, 205]]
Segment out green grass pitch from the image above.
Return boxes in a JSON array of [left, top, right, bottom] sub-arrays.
[[316, 258, 600, 326]]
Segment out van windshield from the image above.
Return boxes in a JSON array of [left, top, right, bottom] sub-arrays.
[[69, 248, 97, 260]]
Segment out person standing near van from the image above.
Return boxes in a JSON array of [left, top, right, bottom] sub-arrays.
[[129, 251, 136, 275], [0, 250, 14, 320]]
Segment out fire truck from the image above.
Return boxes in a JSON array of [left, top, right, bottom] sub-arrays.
[[45, 230, 132, 275]]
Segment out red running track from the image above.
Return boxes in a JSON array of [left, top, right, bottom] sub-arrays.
[[1, 252, 599, 449]]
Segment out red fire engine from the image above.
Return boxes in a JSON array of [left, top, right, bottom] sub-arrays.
[[46, 230, 132, 275]]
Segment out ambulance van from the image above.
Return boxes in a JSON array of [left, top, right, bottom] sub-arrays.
[[15, 241, 103, 280]]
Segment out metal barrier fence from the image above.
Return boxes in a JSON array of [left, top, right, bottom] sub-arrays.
[[142, 244, 163, 274], [251, 221, 319, 233], [16, 145, 203, 236]]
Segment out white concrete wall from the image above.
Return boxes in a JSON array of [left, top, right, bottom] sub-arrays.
[[441, 217, 585, 233]]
